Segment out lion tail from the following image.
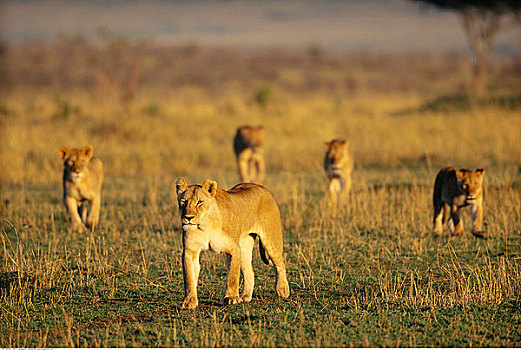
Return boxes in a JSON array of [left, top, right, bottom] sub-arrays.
[[258, 239, 271, 266], [432, 169, 444, 209]]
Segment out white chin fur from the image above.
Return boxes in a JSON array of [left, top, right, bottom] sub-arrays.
[[183, 224, 197, 231], [71, 173, 83, 182]]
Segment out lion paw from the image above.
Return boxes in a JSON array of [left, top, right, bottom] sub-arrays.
[[85, 220, 97, 230], [177, 296, 198, 309], [471, 230, 488, 239], [71, 223, 86, 233], [240, 294, 253, 303], [276, 282, 290, 298], [223, 296, 242, 305]]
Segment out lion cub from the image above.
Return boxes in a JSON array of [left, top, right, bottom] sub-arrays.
[[59, 145, 104, 232], [175, 178, 290, 309], [432, 167, 485, 237], [324, 139, 354, 206], [233, 125, 265, 184]]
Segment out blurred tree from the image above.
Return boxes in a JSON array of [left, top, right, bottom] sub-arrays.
[[411, 0, 521, 95]]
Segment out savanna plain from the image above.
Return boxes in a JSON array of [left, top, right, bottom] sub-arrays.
[[1, 38, 521, 347]]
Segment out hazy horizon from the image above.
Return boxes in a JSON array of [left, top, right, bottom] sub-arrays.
[[1, 0, 520, 55]]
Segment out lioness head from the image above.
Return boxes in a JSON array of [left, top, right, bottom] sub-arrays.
[[238, 125, 265, 149], [175, 178, 218, 231], [59, 145, 94, 183], [456, 168, 485, 202], [324, 139, 349, 172]]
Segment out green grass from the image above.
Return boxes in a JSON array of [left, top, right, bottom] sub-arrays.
[[1, 167, 520, 347]]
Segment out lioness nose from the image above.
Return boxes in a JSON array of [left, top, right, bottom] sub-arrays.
[[184, 215, 195, 222]]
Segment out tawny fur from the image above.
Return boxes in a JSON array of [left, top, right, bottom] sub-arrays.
[[175, 178, 290, 309], [432, 167, 485, 237], [59, 145, 104, 233], [233, 125, 265, 184], [324, 139, 354, 206]]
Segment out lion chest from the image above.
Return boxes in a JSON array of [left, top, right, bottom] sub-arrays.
[[441, 190, 466, 207], [65, 181, 96, 201], [184, 228, 234, 254], [207, 230, 234, 253]]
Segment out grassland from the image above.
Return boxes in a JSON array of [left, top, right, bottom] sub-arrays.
[[1, 41, 521, 347]]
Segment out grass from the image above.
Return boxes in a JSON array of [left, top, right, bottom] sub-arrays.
[[1, 45, 521, 347], [1, 169, 520, 347]]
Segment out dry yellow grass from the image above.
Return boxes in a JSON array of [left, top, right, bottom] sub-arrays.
[[1, 88, 519, 186], [1, 45, 520, 346]]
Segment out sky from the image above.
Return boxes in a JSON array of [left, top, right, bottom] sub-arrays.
[[1, 0, 520, 55]]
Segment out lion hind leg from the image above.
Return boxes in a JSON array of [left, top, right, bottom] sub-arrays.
[[258, 234, 289, 298], [433, 202, 445, 235], [342, 172, 352, 199], [258, 239, 272, 266]]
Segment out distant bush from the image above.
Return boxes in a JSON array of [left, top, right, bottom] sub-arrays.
[[0, 105, 15, 117], [422, 93, 521, 113], [52, 96, 78, 120], [255, 86, 272, 107], [142, 102, 163, 118]]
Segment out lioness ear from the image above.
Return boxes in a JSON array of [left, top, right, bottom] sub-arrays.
[[324, 141, 331, 149], [257, 125, 266, 138], [82, 145, 93, 158], [475, 168, 485, 175], [456, 169, 466, 180], [176, 178, 188, 197], [59, 146, 71, 160], [202, 179, 217, 197]]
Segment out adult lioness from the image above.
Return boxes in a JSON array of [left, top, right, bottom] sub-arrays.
[[324, 139, 354, 206], [233, 125, 265, 184], [175, 178, 290, 309], [59, 145, 104, 232], [432, 167, 485, 238]]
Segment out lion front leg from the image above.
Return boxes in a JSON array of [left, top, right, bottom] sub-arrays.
[[86, 195, 101, 231], [450, 205, 464, 236], [237, 149, 253, 183], [223, 250, 242, 305], [65, 196, 86, 233], [327, 177, 341, 206], [471, 200, 484, 236], [178, 248, 201, 309], [251, 152, 265, 184], [239, 235, 255, 302], [338, 173, 352, 205], [79, 201, 88, 223]]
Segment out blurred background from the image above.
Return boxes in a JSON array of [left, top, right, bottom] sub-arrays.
[[0, 0, 520, 186], [2, 0, 520, 53]]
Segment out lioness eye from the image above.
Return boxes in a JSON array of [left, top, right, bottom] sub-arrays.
[[197, 200, 203, 206], [180, 199, 186, 206]]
